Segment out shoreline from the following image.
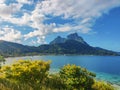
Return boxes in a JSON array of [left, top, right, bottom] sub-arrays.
[[5, 54, 120, 59], [112, 84, 120, 90]]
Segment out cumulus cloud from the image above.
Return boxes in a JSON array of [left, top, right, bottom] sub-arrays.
[[17, 0, 33, 4], [0, 3, 22, 18], [38, 0, 120, 18], [0, 0, 5, 4], [0, 0, 120, 44], [0, 27, 22, 43], [23, 0, 120, 44]]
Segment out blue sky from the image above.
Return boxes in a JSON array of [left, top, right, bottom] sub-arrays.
[[0, 0, 120, 51]]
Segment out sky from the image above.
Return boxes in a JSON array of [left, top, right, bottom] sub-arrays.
[[0, 0, 120, 51]]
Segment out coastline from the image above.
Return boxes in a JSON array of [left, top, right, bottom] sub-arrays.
[[113, 84, 120, 90], [5, 54, 120, 58]]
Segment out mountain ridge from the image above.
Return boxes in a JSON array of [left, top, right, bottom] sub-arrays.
[[50, 33, 88, 45], [0, 33, 119, 57]]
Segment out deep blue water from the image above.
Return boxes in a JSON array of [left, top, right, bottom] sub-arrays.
[[5, 55, 120, 85]]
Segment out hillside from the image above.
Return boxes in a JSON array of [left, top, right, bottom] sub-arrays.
[[0, 33, 119, 57], [38, 33, 118, 55], [0, 40, 38, 57]]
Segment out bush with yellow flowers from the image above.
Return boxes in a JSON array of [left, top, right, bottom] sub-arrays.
[[0, 60, 50, 89], [59, 64, 95, 90], [0, 60, 115, 90], [92, 80, 114, 90]]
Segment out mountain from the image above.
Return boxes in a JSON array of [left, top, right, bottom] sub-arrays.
[[38, 33, 118, 55], [67, 33, 88, 45], [39, 40, 117, 56], [50, 33, 88, 45], [50, 36, 66, 44], [0, 33, 119, 57]]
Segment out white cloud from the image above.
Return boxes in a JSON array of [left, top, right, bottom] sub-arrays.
[[23, 0, 120, 44], [24, 29, 44, 39], [53, 26, 71, 33], [17, 0, 33, 4], [0, 0, 120, 44], [36, 36, 46, 44], [0, 27, 22, 43], [38, 0, 120, 19], [0, 0, 5, 4], [0, 3, 22, 20], [7, 13, 31, 26]]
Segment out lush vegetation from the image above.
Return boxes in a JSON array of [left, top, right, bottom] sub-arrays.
[[0, 60, 114, 90]]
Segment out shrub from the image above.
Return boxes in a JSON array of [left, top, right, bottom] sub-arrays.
[[45, 74, 65, 89], [92, 80, 114, 90], [0, 78, 32, 90], [0, 60, 50, 89], [0, 60, 115, 90], [59, 64, 95, 90]]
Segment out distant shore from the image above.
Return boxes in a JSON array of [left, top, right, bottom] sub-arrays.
[[5, 53, 120, 58]]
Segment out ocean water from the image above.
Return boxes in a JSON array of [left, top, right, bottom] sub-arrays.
[[5, 55, 120, 86]]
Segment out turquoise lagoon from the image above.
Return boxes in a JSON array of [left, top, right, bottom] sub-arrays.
[[5, 55, 120, 87]]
